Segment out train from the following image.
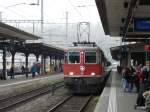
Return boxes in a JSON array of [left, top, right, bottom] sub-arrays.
[[63, 41, 108, 94]]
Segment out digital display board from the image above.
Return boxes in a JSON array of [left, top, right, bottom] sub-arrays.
[[139, 0, 150, 5], [134, 18, 150, 31]]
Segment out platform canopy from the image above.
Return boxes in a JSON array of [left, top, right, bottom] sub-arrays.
[[95, 0, 150, 42], [110, 43, 145, 61], [24, 43, 65, 58], [0, 22, 40, 41]]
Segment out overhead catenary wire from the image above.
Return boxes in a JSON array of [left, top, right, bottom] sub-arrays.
[[0, 5, 29, 20], [67, 0, 83, 17]]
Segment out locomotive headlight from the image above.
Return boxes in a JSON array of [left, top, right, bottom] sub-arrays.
[[91, 72, 96, 76], [80, 66, 85, 72], [69, 72, 74, 75]]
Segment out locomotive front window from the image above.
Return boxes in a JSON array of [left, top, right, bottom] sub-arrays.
[[68, 52, 80, 64], [85, 52, 96, 63]]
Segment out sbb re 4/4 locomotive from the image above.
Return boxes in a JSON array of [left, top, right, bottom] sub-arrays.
[[63, 42, 107, 94]]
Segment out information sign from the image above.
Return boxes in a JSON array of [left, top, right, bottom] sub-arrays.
[[144, 45, 150, 51], [134, 18, 150, 31]]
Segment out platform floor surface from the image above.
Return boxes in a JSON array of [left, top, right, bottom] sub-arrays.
[[94, 71, 142, 112], [0, 72, 63, 86]]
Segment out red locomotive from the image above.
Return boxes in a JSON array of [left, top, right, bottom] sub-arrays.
[[63, 42, 107, 94]]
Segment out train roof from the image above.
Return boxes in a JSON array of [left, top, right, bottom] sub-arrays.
[[66, 42, 103, 51], [66, 46, 100, 51]]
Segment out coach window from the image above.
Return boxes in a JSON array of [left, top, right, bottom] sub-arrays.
[[68, 52, 80, 64], [85, 52, 96, 63]]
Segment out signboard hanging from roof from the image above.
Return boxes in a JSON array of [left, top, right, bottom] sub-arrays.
[[134, 18, 150, 31], [139, 0, 150, 5]]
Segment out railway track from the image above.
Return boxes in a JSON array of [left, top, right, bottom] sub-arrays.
[[48, 95, 92, 112], [0, 81, 64, 112]]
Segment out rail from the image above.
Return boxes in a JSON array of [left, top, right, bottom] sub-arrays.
[[48, 95, 92, 112], [0, 81, 64, 111]]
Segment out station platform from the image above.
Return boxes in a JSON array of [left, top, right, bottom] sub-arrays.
[[0, 72, 62, 85], [94, 71, 143, 112], [0, 72, 63, 98]]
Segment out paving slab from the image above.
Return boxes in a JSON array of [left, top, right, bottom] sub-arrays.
[[94, 71, 139, 112]]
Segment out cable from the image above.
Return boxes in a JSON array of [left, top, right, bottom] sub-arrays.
[[43, 22, 75, 25], [5, 3, 26, 8], [2, 6, 29, 19], [67, 0, 82, 17], [0, 2, 29, 20]]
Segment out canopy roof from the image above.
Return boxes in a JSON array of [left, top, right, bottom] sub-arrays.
[[95, 0, 150, 42], [0, 42, 64, 58], [0, 22, 41, 41]]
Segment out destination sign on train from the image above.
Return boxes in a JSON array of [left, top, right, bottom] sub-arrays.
[[134, 18, 150, 31]]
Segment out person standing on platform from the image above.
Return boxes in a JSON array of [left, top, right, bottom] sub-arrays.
[[31, 63, 37, 78], [135, 65, 142, 92], [21, 65, 25, 75], [36, 63, 41, 75], [122, 66, 130, 92], [129, 66, 135, 92], [10, 65, 15, 79], [138, 68, 144, 90]]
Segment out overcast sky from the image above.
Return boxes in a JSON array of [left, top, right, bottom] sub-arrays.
[[0, 0, 100, 23], [0, 0, 121, 62]]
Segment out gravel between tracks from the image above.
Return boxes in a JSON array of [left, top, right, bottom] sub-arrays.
[[7, 87, 68, 112], [83, 96, 100, 112]]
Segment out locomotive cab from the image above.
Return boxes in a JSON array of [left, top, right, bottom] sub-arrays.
[[63, 42, 107, 94]]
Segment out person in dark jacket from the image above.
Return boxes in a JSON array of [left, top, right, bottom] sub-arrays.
[[10, 66, 15, 79], [122, 66, 130, 92], [21, 65, 25, 74]]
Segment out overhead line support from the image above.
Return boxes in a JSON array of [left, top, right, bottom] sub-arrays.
[[122, 0, 138, 41]]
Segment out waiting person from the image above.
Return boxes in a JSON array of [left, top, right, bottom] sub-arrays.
[[122, 66, 130, 92], [21, 65, 25, 74], [135, 65, 142, 92], [10, 65, 15, 79], [138, 68, 144, 89], [143, 66, 149, 81], [31, 63, 37, 78], [36, 63, 41, 75], [128, 66, 135, 92], [117, 65, 122, 74], [135, 67, 149, 109]]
